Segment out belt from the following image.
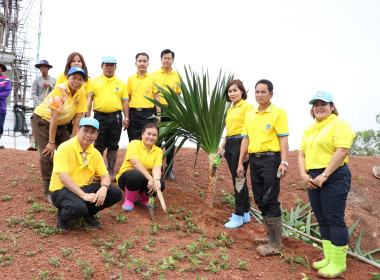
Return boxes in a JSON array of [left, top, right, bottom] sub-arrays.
[[226, 135, 243, 140], [130, 107, 155, 112], [94, 110, 121, 117], [250, 152, 280, 158]]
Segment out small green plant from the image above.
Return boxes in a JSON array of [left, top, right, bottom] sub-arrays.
[[27, 196, 35, 203], [37, 270, 49, 280], [299, 181, 307, 190], [215, 232, 234, 247], [148, 223, 161, 234], [49, 257, 61, 267], [237, 258, 248, 270], [1, 195, 12, 201], [290, 179, 296, 188], [198, 190, 206, 198], [76, 259, 95, 279], [137, 228, 144, 235], [115, 213, 128, 223], [282, 254, 310, 271], [294, 198, 303, 206], [221, 191, 235, 207], [193, 171, 199, 177], [29, 202, 45, 213]]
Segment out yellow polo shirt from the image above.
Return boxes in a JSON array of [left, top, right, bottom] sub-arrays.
[[226, 100, 254, 136], [34, 82, 87, 125], [91, 75, 128, 113], [56, 73, 93, 95], [116, 140, 163, 181], [241, 103, 289, 153], [300, 114, 355, 171], [50, 136, 108, 192], [152, 68, 181, 106], [127, 73, 158, 108]]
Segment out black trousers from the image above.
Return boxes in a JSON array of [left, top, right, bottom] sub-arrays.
[[127, 109, 155, 142], [160, 116, 175, 168], [51, 183, 122, 221], [225, 138, 250, 216], [94, 111, 122, 153], [117, 169, 165, 195], [249, 153, 281, 218]]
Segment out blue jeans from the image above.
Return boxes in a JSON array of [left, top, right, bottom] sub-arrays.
[[0, 113, 5, 134], [308, 164, 351, 246]]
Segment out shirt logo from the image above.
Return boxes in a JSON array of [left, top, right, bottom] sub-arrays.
[[324, 126, 330, 132], [265, 124, 271, 130], [146, 89, 150, 94], [74, 97, 79, 106], [115, 87, 119, 92], [235, 109, 240, 114]]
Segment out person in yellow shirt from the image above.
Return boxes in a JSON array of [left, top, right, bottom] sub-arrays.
[[89, 56, 129, 181], [116, 123, 165, 211], [152, 49, 181, 180], [237, 79, 289, 256], [50, 117, 122, 232], [31, 67, 88, 203], [298, 91, 355, 278], [126, 52, 160, 142], [218, 80, 254, 229], [55, 52, 93, 133]]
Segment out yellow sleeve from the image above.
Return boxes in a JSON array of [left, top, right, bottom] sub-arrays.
[[333, 119, 355, 149], [121, 81, 129, 100], [154, 148, 163, 166], [94, 150, 108, 177], [127, 76, 133, 98], [125, 140, 140, 160], [75, 89, 88, 113], [274, 108, 289, 136], [84, 78, 94, 94], [152, 75, 158, 93], [53, 144, 71, 174], [55, 73, 67, 86], [241, 113, 249, 136]]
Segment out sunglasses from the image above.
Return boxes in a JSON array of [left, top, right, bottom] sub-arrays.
[[81, 152, 88, 167]]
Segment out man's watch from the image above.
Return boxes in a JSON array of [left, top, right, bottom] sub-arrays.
[[322, 172, 328, 178], [125, 118, 130, 122], [281, 161, 288, 167], [101, 184, 110, 190]]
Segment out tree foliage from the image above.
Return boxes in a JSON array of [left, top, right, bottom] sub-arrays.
[[350, 114, 380, 156]]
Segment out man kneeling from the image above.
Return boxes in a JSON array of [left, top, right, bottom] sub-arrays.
[[50, 117, 122, 232]]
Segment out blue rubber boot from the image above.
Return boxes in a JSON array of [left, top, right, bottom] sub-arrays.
[[224, 214, 243, 229], [243, 212, 251, 223]]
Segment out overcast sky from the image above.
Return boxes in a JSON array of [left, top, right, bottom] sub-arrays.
[[37, 0, 380, 150]]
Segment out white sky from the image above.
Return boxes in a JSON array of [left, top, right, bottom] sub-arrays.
[[38, 0, 380, 150]]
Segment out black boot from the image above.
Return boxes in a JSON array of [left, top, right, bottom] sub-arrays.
[[107, 149, 118, 182], [43, 179, 52, 204], [165, 165, 175, 180]]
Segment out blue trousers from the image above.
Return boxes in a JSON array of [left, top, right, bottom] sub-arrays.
[[308, 164, 351, 246], [0, 113, 5, 135]]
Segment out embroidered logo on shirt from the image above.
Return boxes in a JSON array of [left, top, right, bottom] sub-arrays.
[[324, 126, 330, 132], [74, 97, 79, 106], [265, 124, 271, 130], [235, 109, 240, 114], [115, 87, 119, 92]]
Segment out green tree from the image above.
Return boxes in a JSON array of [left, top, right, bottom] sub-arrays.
[[149, 67, 232, 206], [350, 114, 380, 156]]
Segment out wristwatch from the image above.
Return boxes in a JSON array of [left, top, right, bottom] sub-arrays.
[[101, 184, 110, 190], [322, 172, 328, 178], [281, 161, 288, 167]]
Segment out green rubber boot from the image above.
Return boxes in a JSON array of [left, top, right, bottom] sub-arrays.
[[254, 216, 269, 244], [313, 240, 331, 270], [318, 244, 347, 279]]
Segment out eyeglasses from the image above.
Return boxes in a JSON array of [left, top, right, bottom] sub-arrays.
[[81, 152, 88, 167]]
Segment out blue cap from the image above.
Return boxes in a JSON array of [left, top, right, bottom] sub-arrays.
[[309, 91, 333, 104], [35, 60, 53, 69], [102, 56, 117, 64], [67, 66, 87, 79], [79, 117, 99, 130]]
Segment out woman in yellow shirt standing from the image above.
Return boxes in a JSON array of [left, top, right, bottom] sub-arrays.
[[31, 67, 88, 203], [56, 52, 93, 131], [298, 91, 355, 278], [218, 80, 254, 229], [116, 123, 165, 211]]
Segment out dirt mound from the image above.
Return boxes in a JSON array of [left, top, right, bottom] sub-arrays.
[[0, 148, 378, 279]]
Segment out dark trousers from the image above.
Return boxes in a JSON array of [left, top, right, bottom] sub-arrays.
[[161, 116, 175, 168], [307, 164, 351, 246], [0, 112, 5, 134], [117, 169, 165, 195], [127, 109, 155, 142], [94, 111, 122, 153], [51, 183, 122, 221], [249, 153, 281, 218], [30, 114, 70, 181], [225, 138, 250, 216]]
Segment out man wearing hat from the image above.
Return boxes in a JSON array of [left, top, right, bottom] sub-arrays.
[[32, 60, 57, 105], [88, 56, 129, 181], [50, 117, 122, 232], [28, 60, 57, 151], [0, 62, 11, 149]]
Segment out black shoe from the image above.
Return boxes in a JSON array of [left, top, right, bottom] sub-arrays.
[[165, 169, 175, 180], [85, 215, 101, 228], [0, 145, 4, 149], [57, 210, 68, 233]]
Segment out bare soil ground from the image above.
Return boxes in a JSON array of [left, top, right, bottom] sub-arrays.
[[0, 148, 379, 279]]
